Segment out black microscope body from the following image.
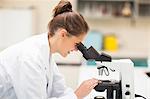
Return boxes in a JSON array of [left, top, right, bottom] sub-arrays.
[[94, 80, 122, 99]]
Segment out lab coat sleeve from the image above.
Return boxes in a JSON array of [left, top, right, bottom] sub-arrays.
[[49, 59, 77, 99], [12, 56, 48, 99]]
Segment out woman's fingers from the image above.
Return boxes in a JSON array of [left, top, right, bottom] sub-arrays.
[[74, 78, 102, 98], [90, 83, 98, 89], [86, 78, 99, 89], [89, 79, 102, 89], [89, 78, 98, 83]]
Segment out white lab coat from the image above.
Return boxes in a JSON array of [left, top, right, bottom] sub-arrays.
[[0, 33, 77, 99]]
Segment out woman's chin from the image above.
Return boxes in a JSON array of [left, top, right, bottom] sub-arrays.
[[60, 53, 68, 57]]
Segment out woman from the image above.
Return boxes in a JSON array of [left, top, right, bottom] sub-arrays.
[[0, 0, 99, 99]]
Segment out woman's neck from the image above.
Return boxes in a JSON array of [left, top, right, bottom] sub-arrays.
[[48, 35, 58, 54]]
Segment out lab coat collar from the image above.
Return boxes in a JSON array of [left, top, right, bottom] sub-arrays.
[[40, 32, 50, 56], [39, 32, 52, 79]]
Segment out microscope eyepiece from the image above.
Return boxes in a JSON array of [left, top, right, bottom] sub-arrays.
[[76, 42, 87, 52], [76, 42, 112, 62]]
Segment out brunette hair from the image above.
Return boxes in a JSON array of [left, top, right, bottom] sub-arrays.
[[48, 0, 89, 37]]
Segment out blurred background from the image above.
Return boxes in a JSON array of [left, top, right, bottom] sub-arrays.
[[0, 0, 150, 96]]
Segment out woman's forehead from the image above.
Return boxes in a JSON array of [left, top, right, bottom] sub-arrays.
[[74, 34, 86, 41]]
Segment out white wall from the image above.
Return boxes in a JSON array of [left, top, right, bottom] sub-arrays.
[[0, 8, 34, 50], [86, 18, 150, 58]]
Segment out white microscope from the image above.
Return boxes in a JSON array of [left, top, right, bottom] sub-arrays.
[[95, 59, 134, 99], [76, 42, 134, 99]]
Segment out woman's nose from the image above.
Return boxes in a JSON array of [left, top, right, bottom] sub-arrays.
[[71, 47, 78, 52], [74, 48, 78, 51]]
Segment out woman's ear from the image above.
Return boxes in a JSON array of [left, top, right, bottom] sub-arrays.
[[59, 28, 68, 38]]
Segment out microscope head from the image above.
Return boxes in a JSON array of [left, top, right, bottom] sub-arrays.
[[76, 42, 112, 62]]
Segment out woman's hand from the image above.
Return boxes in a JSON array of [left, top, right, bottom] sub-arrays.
[[74, 78, 100, 99]]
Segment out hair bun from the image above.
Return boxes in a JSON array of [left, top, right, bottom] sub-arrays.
[[53, 0, 72, 17]]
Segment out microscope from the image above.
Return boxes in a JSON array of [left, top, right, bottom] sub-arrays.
[[76, 42, 134, 99]]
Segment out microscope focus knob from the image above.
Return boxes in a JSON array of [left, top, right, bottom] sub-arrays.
[[125, 91, 130, 95]]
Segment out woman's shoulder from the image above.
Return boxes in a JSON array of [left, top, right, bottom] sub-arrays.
[[20, 33, 49, 57], [0, 32, 49, 62]]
